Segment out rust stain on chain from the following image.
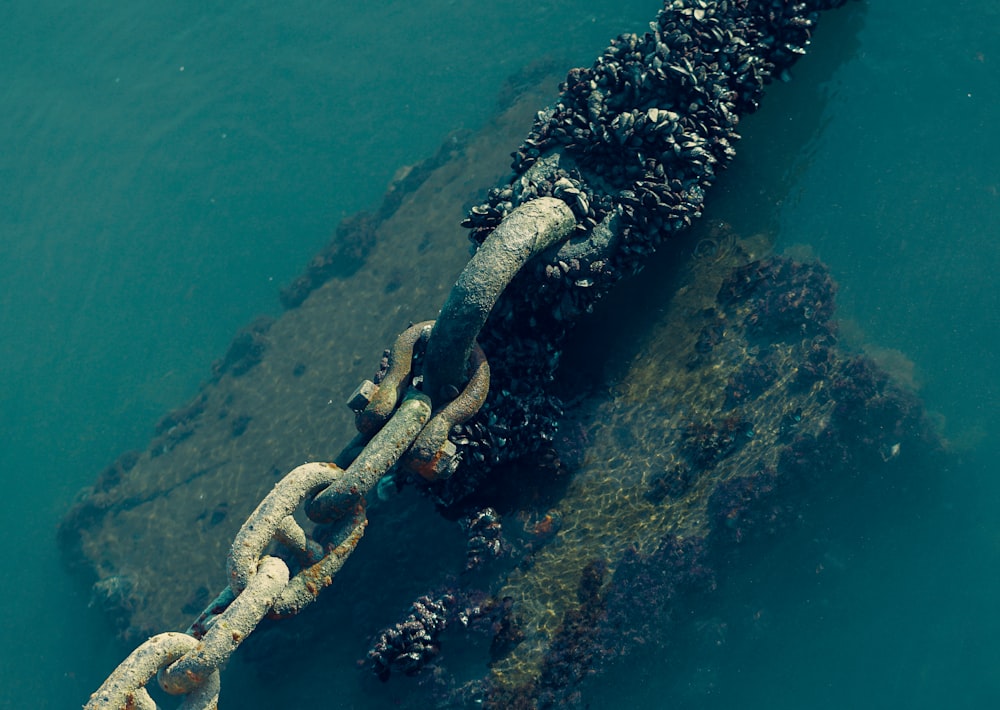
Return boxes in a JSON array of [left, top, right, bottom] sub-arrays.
[[297, 506, 368, 601]]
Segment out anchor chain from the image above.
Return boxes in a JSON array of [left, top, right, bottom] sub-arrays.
[[85, 197, 577, 709], [85, 0, 848, 699]]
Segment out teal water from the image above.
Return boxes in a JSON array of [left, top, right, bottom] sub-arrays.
[[1, 1, 997, 708]]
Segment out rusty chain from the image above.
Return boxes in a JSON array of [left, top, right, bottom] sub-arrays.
[[85, 0, 848, 699], [85, 196, 576, 708]]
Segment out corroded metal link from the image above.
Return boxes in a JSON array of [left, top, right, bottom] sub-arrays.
[[274, 514, 325, 569], [307, 389, 432, 522], [84, 632, 219, 710], [186, 586, 236, 639], [159, 556, 288, 696], [355, 320, 434, 435], [270, 504, 367, 617], [175, 671, 221, 710], [404, 342, 490, 481], [422, 196, 575, 404], [228, 461, 342, 594]]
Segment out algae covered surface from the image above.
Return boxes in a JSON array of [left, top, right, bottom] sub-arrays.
[[483, 224, 943, 701]]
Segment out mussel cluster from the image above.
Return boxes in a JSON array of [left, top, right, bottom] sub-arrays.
[[368, 594, 455, 681], [467, 0, 846, 264], [367, 590, 526, 686], [442, 0, 847, 508], [461, 507, 505, 571]]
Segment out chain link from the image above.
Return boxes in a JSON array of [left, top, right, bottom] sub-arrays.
[[84, 633, 219, 710], [352, 321, 434, 435], [306, 389, 432, 523], [403, 341, 490, 481], [421, 196, 574, 403], [159, 556, 288, 695]]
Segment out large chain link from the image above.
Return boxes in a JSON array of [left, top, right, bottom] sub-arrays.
[[85, 196, 577, 708], [421, 196, 573, 402], [85, 633, 219, 709]]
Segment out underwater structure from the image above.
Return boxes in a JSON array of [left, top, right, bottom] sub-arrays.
[[64, 0, 945, 707]]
